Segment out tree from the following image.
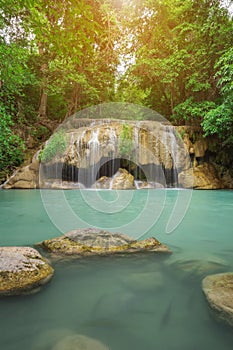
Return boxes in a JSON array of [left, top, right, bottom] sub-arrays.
[[0, 103, 25, 173], [116, 0, 232, 121], [202, 47, 233, 146]]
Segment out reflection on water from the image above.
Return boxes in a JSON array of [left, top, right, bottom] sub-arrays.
[[0, 190, 233, 350]]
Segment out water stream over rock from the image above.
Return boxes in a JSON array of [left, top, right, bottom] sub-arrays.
[[38, 119, 190, 189]]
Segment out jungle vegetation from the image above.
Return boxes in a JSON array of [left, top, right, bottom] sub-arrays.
[[0, 0, 232, 176]]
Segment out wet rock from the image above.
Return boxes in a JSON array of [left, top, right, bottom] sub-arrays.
[[92, 176, 112, 189], [167, 256, 228, 280], [40, 179, 84, 189], [0, 247, 54, 296], [175, 260, 226, 276], [52, 334, 109, 350], [3, 165, 38, 189], [37, 228, 171, 258], [178, 163, 223, 189], [91, 290, 134, 319], [111, 168, 135, 190], [122, 271, 165, 292], [134, 181, 164, 189], [202, 272, 233, 328], [34, 330, 109, 350]]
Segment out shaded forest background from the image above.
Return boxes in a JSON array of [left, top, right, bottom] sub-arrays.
[[0, 0, 232, 181]]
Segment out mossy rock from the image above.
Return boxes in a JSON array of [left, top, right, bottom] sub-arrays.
[[202, 273, 233, 328], [0, 247, 54, 296], [37, 228, 171, 258]]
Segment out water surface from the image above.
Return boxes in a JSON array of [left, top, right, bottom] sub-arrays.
[[0, 189, 233, 350]]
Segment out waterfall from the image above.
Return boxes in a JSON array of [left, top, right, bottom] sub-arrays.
[[39, 119, 189, 189], [159, 124, 180, 187]]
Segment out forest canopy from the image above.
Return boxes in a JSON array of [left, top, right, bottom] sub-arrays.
[[0, 0, 232, 174]]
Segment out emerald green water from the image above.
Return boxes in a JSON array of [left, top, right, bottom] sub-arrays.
[[0, 189, 233, 350]]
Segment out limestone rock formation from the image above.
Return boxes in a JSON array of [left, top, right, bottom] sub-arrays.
[[92, 176, 112, 189], [3, 119, 232, 189], [40, 180, 84, 189], [0, 247, 54, 296], [135, 180, 164, 189], [111, 168, 135, 189], [3, 165, 38, 189], [202, 273, 233, 328], [37, 228, 171, 257], [178, 163, 223, 189]]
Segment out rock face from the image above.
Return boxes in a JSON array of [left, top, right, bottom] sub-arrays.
[[178, 163, 223, 189], [3, 119, 232, 189], [202, 273, 233, 328], [0, 247, 54, 296], [37, 228, 171, 257], [3, 165, 38, 189], [3, 119, 189, 189]]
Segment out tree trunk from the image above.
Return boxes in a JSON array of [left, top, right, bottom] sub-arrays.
[[38, 86, 47, 117]]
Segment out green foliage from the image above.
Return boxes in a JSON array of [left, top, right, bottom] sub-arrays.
[[172, 98, 216, 125], [202, 47, 233, 146], [30, 125, 50, 143], [47, 94, 68, 121], [118, 0, 232, 117], [39, 130, 66, 162], [0, 103, 25, 171], [0, 0, 233, 175], [118, 124, 134, 158]]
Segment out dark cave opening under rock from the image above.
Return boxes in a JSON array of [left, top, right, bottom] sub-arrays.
[[41, 157, 178, 188]]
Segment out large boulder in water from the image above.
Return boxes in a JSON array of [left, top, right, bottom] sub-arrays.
[[92, 176, 112, 189], [202, 272, 233, 328], [0, 247, 54, 296], [37, 228, 171, 258], [111, 168, 135, 190]]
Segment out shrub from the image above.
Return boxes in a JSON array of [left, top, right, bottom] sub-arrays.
[[118, 124, 134, 159], [0, 103, 25, 172], [39, 130, 66, 163]]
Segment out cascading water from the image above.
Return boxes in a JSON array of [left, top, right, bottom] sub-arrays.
[[40, 120, 189, 189], [159, 124, 180, 187], [87, 128, 100, 186]]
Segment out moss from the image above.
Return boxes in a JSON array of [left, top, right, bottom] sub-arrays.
[[40, 236, 169, 257], [0, 263, 54, 294]]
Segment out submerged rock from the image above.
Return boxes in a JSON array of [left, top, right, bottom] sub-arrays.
[[34, 330, 109, 350], [37, 228, 171, 257], [0, 247, 54, 296], [202, 273, 233, 328], [167, 257, 228, 280], [52, 334, 109, 350], [121, 271, 165, 292]]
